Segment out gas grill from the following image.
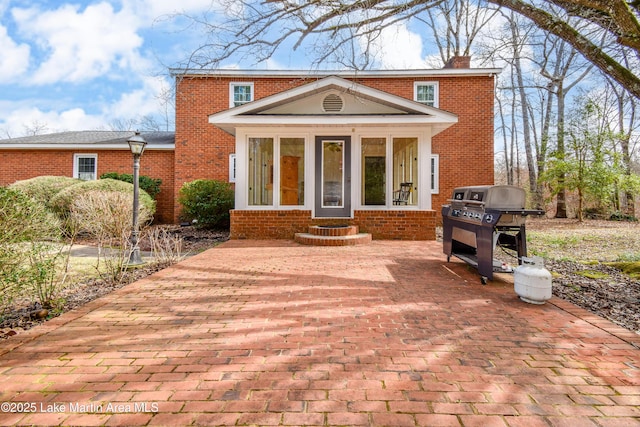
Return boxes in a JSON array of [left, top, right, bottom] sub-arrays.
[[442, 185, 544, 284]]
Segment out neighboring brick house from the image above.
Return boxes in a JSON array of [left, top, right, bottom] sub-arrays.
[[0, 59, 498, 239], [0, 131, 176, 223]]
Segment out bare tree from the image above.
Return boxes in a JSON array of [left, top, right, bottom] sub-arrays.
[[419, 0, 499, 64], [0, 128, 12, 139], [537, 26, 594, 217], [603, 76, 639, 215], [175, 0, 640, 99], [22, 120, 49, 136], [490, 0, 640, 98], [509, 13, 542, 201], [109, 116, 163, 132]]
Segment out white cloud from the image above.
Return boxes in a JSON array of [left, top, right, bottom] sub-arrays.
[[106, 75, 172, 120], [129, 0, 217, 20], [0, 24, 30, 81], [0, 105, 105, 136], [12, 2, 143, 84], [363, 22, 428, 69]]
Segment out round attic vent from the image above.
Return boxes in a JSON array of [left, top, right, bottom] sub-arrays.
[[322, 94, 344, 112]]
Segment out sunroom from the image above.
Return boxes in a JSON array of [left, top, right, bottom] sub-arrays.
[[209, 76, 458, 240]]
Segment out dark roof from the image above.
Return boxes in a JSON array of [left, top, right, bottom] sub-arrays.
[[0, 130, 175, 147]]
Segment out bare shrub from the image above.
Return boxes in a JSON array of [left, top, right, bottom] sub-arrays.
[[26, 242, 72, 309], [144, 227, 185, 266], [70, 190, 153, 283], [71, 190, 153, 243]]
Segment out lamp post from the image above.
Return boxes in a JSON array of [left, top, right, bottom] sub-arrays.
[[127, 131, 147, 266]]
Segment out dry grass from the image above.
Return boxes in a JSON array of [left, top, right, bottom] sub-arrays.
[[526, 218, 640, 262]]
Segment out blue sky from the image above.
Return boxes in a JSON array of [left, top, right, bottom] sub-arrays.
[[0, 0, 443, 137]]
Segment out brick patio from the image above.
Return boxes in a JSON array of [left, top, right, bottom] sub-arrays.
[[0, 241, 638, 426]]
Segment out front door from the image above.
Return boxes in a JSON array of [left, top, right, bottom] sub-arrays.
[[315, 136, 351, 217]]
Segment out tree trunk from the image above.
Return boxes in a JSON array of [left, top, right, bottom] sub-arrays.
[[510, 15, 538, 197], [555, 81, 568, 218]]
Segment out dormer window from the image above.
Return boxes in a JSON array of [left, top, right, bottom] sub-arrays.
[[230, 82, 254, 107], [414, 82, 438, 108]]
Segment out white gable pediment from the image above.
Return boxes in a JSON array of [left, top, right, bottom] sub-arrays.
[[209, 76, 458, 135], [261, 89, 407, 115]]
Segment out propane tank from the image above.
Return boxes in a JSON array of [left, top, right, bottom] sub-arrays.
[[514, 256, 552, 304]]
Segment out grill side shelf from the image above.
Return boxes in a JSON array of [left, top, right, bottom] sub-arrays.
[[485, 208, 545, 216]]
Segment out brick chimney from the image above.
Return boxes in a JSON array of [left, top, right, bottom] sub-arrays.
[[444, 56, 471, 69]]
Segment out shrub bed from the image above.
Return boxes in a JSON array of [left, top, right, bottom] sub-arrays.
[[178, 179, 234, 229]]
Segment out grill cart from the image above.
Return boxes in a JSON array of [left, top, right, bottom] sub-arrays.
[[442, 185, 544, 284]]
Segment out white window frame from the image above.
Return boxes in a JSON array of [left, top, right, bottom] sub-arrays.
[[73, 153, 98, 180], [414, 81, 439, 108], [431, 154, 439, 194], [229, 82, 254, 108], [229, 154, 237, 183]]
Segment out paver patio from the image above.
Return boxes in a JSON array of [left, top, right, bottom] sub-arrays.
[[0, 240, 638, 427]]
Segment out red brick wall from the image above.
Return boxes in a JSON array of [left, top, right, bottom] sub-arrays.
[[231, 209, 437, 240], [0, 149, 175, 223], [433, 76, 495, 211], [175, 74, 495, 223]]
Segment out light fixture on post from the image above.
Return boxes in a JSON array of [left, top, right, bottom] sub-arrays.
[[127, 131, 147, 266]]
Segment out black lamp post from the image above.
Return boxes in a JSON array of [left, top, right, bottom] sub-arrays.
[[127, 131, 147, 266]]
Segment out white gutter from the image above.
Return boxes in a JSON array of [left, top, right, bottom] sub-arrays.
[[171, 68, 502, 78], [0, 144, 175, 150]]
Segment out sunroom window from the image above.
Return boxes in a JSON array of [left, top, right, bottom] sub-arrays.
[[361, 138, 386, 206], [393, 138, 418, 205], [248, 138, 273, 205], [280, 138, 305, 206], [248, 136, 306, 207]]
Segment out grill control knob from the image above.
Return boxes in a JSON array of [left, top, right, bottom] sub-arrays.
[[485, 214, 493, 223]]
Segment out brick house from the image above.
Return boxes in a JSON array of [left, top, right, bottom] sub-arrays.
[[0, 59, 498, 239], [0, 131, 176, 223]]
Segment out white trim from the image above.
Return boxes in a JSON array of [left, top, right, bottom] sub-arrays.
[[229, 82, 254, 108], [173, 68, 502, 78], [414, 81, 439, 108], [0, 144, 174, 150], [73, 153, 98, 180]]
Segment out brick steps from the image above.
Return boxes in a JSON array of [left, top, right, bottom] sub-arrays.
[[294, 225, 372, 246]]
